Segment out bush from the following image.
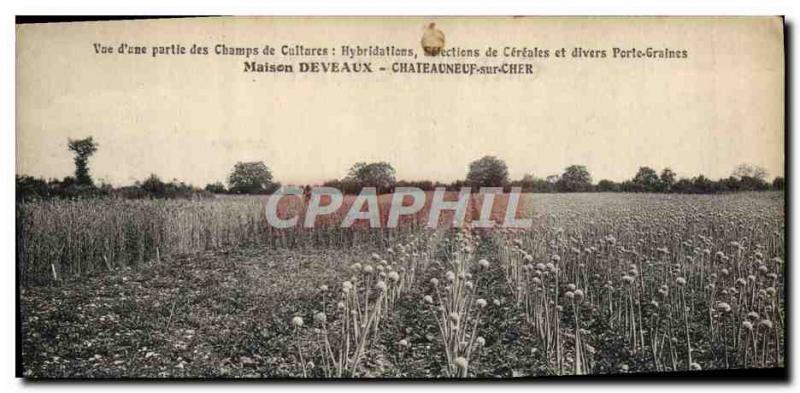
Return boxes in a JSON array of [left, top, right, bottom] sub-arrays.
[[16, 175, 109, 202], [205, 182, 227, 193]]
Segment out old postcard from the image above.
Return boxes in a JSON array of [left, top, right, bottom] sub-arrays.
[[16, 16, 785, 379]]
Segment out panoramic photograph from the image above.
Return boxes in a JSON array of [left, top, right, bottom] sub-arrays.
[[15, 16, 785, 379]]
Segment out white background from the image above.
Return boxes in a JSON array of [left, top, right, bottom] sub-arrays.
[[1, 0, 797, 392]]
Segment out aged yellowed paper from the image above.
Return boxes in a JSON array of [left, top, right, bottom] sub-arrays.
[[16, 17, 784, 379]]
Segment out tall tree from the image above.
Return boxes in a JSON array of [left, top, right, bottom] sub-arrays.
[[67, 137, 98, 186], [345, 161, 397, 193], [660, 168, 677, 192], [556, 165, 592, 192], [733, 163, 768, 181], [732, 163, 770, 190], [466, 156, 509, 188], [632, 166, 660, 192], [228, 161, 278, 194]]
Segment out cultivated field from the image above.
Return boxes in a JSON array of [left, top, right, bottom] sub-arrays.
[[18, 192, 785, 378]]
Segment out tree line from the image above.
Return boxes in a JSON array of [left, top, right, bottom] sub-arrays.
[[16, 137, 785, 202], [320, 157, 783, 195], [16, 138, 282, 201], [512, 163, 784, 194]]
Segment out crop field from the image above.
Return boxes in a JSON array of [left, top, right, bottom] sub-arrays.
[[18, 192, 784, 378]]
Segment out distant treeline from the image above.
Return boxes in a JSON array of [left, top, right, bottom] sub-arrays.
[[16, 137, 282, 202], [16, 174, 215, 202], [16, 137, 785, 202], [322, 174, 785, 194], [512, 173, 785, 194], [320, 160, 785, 195], [17, 162, 784, 202]]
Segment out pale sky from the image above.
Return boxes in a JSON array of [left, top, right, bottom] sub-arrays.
[[16, 17, 784, 186]]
